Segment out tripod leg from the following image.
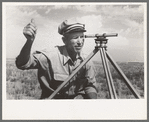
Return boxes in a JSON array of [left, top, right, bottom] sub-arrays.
[[102, 48, 118, 99], [106, 51, 141, 99], [100, 48, 115, 99]]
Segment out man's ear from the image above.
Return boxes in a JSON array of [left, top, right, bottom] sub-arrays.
[[62, 36, 66, 44]]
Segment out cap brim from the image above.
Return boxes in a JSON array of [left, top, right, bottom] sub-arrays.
[[64, 28, 86, 35]]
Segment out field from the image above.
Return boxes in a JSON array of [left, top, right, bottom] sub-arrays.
[[6, 59, 144, 99]]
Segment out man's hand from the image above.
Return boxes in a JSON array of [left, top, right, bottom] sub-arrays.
[[23, 18, 37, 42]]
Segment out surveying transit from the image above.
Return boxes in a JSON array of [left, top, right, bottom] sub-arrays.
[[49, 33, 142, 99]]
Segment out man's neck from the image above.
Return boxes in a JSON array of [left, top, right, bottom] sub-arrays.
[[69, 52, 78, 62], [66, 49, 81, 62]]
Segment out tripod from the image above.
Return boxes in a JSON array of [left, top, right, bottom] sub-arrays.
[[49, 33, 141, 99]]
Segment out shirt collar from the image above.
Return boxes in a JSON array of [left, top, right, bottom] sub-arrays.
[[63, 47, 71, 65], [63, 46, 84, 65]]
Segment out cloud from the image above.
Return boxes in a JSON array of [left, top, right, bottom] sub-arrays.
[[44, 5, 98, 14], [100, 5, 144, 20], [118, 18, 144, 39], [108, 36, 129, 47], [44, 6, 68, 14], [6, 6, 42, 27], [75, 5, 98, 12], [98, 5, 144, 39], [54, 5, 70, 9], [44, 5, 74, 14], [75, 15, 102, 34]]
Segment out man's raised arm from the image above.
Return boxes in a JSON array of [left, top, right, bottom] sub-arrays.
[[16, 19, 37, 67]]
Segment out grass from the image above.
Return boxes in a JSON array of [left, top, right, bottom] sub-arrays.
[[94, 61, 144, 99], [6, 59, 144, 99]]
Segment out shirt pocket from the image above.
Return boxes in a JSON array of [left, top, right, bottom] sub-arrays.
[[54, 73, 68, 81]]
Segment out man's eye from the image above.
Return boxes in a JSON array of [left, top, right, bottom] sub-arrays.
[[73, 36, 84, 39], [73, 36, 78, 39], [80, 36, 84, 38]]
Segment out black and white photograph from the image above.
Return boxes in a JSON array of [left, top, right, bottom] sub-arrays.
[[2, 2, 147, 120]]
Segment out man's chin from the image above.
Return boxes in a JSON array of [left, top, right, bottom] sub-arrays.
[[75, 49, 82, 53], [76, 46, 82, 49]]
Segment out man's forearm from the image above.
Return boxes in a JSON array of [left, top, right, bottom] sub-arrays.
[[16, 40, 33, 67], [16, 19, 37, 68]]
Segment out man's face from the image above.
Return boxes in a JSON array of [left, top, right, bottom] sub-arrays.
[[63, 31, 85, 55]]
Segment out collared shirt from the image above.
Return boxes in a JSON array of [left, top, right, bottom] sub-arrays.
[[16, 45, 97, 99]]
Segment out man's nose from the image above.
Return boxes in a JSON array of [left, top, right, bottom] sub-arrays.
[[77, 37, 83, 44]]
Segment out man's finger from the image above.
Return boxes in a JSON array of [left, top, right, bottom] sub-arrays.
[[23, 30, 32, 37], [23, 27, 35, 37], [25, 25, 37, 32], [31, 18, 35, 24], [25, 28, 35, 35]]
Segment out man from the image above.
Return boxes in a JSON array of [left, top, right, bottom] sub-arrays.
[[16, 19, 97, 99]]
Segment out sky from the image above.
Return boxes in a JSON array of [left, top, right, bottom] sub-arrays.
[[3, 3, 146, 62]]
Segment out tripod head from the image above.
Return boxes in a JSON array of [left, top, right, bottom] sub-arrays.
[[85, 33, 118, 50]]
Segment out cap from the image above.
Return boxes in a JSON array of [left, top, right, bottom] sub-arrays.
[[58, 19, 86, 35]]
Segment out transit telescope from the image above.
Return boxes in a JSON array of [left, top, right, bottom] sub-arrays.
[[85, 33, 118, 38]]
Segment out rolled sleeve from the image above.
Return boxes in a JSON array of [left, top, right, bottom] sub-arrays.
[[16, 55, 34, 70], [84, 86, 97, 94], [16, 51, 47, 70]]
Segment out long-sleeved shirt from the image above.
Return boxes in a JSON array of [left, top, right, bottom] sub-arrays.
[[16, 45, 97, 99]]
